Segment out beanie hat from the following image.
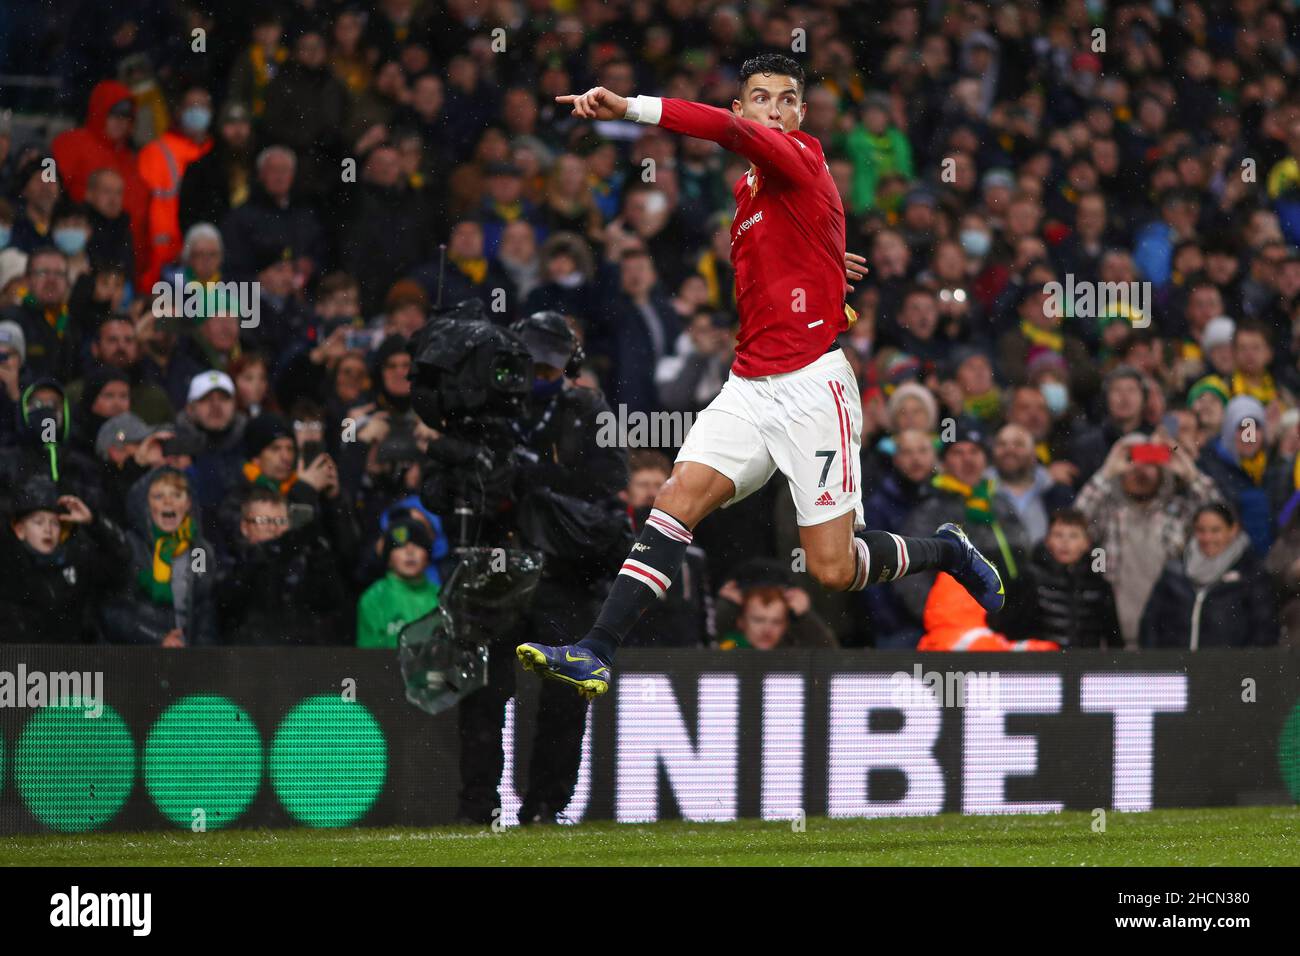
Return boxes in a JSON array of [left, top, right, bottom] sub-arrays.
[[243, 413, 294, 459], [80, 365, 131, 415], [1026, 345, 1069, 381], [1200, 315, 1236, 353], [0, 319, 26, 363], [1186, 374, 1230, 408], [12, 476, 59, 518], [887, 381, 939, 430], [383, 516, 433, 560]]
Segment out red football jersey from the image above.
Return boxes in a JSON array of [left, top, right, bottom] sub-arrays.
[[656, 97, 849, 377]]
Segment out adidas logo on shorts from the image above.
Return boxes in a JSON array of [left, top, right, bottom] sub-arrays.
[[815, 491, 836, 506]]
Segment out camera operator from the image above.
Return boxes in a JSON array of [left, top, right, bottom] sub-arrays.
[[455, 310, 629, 825]]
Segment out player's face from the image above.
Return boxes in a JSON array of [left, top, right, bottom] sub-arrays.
[[734, 74, 805, 132]]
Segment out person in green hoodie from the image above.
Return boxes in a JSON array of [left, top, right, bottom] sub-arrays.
[[840, 92, 914, 214], [356, 516, 441, 648]]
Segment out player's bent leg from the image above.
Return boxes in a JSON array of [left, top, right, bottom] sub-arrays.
[[798, 510, 858, 592], [798, 508, 1002, 613], [652, 459, 737, 530], [517, 461, 736, 698]]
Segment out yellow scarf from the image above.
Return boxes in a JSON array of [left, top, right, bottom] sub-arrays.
[[1020, 320, 1063, 352], [1035, 441, 1052, 465], [1241, 450, 1268, 486], [1232, 371, 1277, 406], [454, 256, 488, 285]]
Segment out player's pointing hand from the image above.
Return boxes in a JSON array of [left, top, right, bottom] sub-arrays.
[[556, 87, 629, 121]]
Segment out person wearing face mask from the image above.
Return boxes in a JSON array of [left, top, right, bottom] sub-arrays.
[[0, 378, 104, 519], [49, 205, 93, 284], [453, 310, 629, 825], [138, 87, 214, 291]]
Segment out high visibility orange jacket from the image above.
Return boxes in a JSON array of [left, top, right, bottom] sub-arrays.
[[138, 130, 212, 289], [917, 572, 1059, 651]]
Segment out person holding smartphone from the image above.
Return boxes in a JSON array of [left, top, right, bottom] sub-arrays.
[[1075, 431, 1224, 648]]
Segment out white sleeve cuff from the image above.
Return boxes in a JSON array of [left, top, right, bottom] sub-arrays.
[[624, 95, 663, 125]]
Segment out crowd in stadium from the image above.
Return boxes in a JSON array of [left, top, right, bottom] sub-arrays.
[[1, 0, 1299, 651]]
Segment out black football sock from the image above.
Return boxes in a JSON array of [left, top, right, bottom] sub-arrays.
[[577, 508, 693, 665], [846, 530, 961, 590]]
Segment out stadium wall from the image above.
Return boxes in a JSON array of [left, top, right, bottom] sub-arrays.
[[1, 647, 1298, 834]]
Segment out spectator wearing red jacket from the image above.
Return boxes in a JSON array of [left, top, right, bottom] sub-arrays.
[[51, 80, 150, 288]]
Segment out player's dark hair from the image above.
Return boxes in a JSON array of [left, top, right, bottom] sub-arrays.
[[738, 54, 805, 99]]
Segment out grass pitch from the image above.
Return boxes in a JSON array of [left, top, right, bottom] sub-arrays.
[[2, 806, 1297, 866]]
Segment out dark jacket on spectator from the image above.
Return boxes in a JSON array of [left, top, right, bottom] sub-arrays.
[[0, 379, 104, 518], [1139, 534, 1277, 648], [173, 408, 247, 554], [1022, 541, 1122, 648], [1265, 518, 1300, 648], [179, 138, 256, 234], [260, 60, 350, 203], [589, 286, 682, 415], [1197, 438, 1282, 555], [215, 516, 351, 645], [0, 509, 132, 643], [861, 468, 934, 647], [219, 183, 326, 281], [1, 297, 81, 384], [898, 486, 1034, 638], [338, 180, 430, 316], [85, 205, 135, 275]]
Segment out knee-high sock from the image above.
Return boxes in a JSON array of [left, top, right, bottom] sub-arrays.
[[846, 531, 959, 591], [578, 508, 692, 664]]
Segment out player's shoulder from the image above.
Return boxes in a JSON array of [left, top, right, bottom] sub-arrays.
[[788, 130, 831, 173], [788, 129, 825, 157]]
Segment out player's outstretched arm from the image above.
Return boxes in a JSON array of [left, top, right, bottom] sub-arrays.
[[555, 87, 630, 121], [558, 87, 818, 185]]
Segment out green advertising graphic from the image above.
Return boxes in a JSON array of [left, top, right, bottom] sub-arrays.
[[14, 699, 135, 832], [269, 695, 388, 828], [144, 694, 264, 829]]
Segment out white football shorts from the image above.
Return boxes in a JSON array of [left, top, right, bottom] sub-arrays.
[[676, 348, 864, 528]]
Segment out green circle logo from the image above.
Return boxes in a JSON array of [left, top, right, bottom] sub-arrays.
[[1279, 701, 1300, 803], [270, 695, 386, 827], [15, 699, 134, 832], [144, 694, 263, 829]]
